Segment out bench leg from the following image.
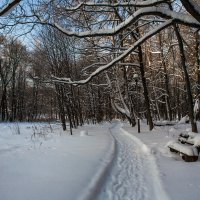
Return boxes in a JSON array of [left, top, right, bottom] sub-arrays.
[[169, 147, 178, 153], [182, 155, 198, 162]]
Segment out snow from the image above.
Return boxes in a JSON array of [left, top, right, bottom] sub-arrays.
[[1, 120, 200, 200], [193, 135, 200, 147], [181, 132, 200, 147], [167, 140, 198, 156], [113, 101, 131, 117], [154, 120, 176, 126], [0, 122, 113, 200], [123, 121, 200, 200], [180, 0, 200, 22], [188, 131, 197, 138], [186, 127, 192, 132], [97, 121, 169, 200], [194, 99, 200, 115], [179, 115, 190, 124], [80, 130, 89, 136]]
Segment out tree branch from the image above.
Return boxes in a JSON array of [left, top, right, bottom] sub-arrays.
[[63, 0, 171, 11], [180, 0, 200, 23], [40, 7, 200, 38], [0, 0, 21, 16], [51, 20, 173, 85]]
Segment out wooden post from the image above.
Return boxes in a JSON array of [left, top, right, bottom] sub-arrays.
[[138, 118, 140, 133]]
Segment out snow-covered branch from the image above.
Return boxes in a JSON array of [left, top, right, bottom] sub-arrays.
[[106, 73, 133, 121], [0, 0, 21, 16], [51, 20, 173, 85], [43, 7, 200, 38], [180, 0, 200, 23], [63, 0, 170, 11]]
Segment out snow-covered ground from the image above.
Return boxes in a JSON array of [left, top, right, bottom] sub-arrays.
[[123, 121, 200, 200], [0, 122, 113, 200], [0, 120, 200, 200]]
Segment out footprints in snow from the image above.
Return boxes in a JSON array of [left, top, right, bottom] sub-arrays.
[[97, 125, 148, 200]]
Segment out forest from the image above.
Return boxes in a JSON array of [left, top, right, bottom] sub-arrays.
[[0, 0, 200, 133], [1, 1, 200, 200]]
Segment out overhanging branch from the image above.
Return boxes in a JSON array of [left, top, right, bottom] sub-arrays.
[[0, 0, 21, 16], [41, 7, 200, 38], [51, 20, 173, 85]]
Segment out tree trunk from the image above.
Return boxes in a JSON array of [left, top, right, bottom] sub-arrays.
[[158, 33, 173, 121], [174, 25, 198, 132], [138, 45, 154, 130], [195, 30, 200, 95]]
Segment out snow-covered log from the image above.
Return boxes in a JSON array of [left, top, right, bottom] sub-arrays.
[[168, 140, 198, 156]]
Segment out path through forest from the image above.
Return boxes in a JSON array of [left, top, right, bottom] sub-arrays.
[[96, 121, 169, 200]]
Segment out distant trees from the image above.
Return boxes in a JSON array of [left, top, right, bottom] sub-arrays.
[[0, 0, 200, 133], [32, 27, 115, 130], [0, 35, 57, 122], [0, 36, 27, 121]]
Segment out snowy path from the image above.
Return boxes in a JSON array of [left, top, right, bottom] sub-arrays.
[[97, 122, 169, 200]]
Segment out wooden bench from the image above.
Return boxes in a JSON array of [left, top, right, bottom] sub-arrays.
[[168, 141, 199, 162], [167, 132, 200, 162]]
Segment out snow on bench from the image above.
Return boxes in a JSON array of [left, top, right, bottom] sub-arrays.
[[80, 130, 89, 136], [167, 132, 200, 162], [187, 132, 197, 138], [179, 132, 200, 146], [178, 137, 193, 145], [167, 141, 199, 162]]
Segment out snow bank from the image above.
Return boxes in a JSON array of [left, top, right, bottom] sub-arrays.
[[193, 135, 200, 147], [0, 122, 115, 200], [154, 120, 176, 126], [80, 130, 89, 136], [186, 127, 192, 132], [188, 131, 197, 138], [122, 121, 200, 200]]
